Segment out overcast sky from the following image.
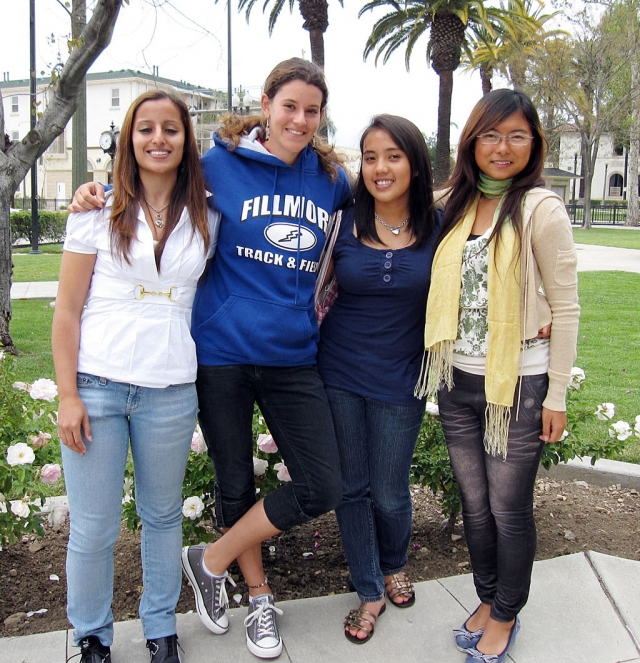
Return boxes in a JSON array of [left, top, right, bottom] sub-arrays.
[[2, 0, 512, 149]]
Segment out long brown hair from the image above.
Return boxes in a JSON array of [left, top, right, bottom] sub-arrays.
[[110, 90, 210, 268], [217, 58, 343, 180], [438, 89, 548, 250]]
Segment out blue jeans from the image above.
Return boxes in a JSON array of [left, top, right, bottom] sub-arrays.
[[326, 387, 425, 602], [438, 368, 547, 622], [196, 364, 342, 532], [61, 374, 197, 646]]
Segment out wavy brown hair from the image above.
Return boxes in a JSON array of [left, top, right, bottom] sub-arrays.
[[438, 89, 548, 251], [217, 58, 343, 180], [110, 90, 210, 268]]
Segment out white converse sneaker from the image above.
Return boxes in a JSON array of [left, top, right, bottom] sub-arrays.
[[244, 594, 284, 659]]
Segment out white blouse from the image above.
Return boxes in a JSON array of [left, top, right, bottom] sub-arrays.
[[63, 194, 220, 388]]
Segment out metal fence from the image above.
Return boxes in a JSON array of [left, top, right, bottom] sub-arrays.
[[565, 203, 628, 225], [12, 198, 70, 212]]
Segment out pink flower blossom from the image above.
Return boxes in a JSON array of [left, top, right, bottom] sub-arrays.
[[29, 378, 58, 402], [257, 433, 278, 454], [273, 462, 291, 482], [40, 464, 62, 484], [253, 457, 269, 476], [30, 432, 52, 449], [190, 426, 207, 454]]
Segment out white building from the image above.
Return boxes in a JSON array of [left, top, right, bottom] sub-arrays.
[[558, 129, 635, 202], [1, 70, 242, 206]]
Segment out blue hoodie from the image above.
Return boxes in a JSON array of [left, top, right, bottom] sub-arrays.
[[192, 129, 353, 367]]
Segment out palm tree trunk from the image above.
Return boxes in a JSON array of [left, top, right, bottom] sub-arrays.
[[434, 69, 454, 186], [307, 28, 325, 68], [481, 64, 493, 96]]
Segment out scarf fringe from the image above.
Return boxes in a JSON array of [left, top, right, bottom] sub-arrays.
[[484, 402, 511, 459], [414, 340, 455, 400]]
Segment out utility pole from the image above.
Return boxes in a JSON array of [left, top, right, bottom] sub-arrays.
[[29, 0, 40, 254], [71, 1, 88, 196]]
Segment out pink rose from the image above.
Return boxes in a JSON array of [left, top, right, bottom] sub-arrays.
[[257, 433, 278, 454], [30, 432, 52, 449], [191, 426, 207, 454], [40, 464, 62, 484], [29, 378, 58, 402], [274, 462, 291, 482]]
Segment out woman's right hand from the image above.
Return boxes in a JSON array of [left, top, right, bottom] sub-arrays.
[[67, 182, 106, 213], [58, 395, 92, 455]]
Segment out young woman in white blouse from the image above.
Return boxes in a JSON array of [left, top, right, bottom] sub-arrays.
[[52, 90, 219, 663]]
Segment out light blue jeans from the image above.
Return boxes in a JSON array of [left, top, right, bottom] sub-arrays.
[[61, 374, 197, 646], [325, 387, 425, 602]]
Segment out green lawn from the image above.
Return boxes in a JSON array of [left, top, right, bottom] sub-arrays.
[[573, 228, 640, 250], [12, 241, 63, 284], [573, 271, 640, 462], [10, 300, 55, 382]]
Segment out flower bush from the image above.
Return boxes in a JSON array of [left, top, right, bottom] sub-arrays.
[[122, 407, 291, 543], [0, 354, 62, 546]]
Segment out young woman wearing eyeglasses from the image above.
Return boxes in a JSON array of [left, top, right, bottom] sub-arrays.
[[417, 89, 579, 663]]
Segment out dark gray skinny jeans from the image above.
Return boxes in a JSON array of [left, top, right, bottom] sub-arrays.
[[438, 367, 547, 622]]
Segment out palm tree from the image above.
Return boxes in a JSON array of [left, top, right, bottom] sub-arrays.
[[359, 0, 498, 183], [237, 0, 343, 68]]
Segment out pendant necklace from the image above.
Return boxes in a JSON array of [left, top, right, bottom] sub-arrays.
[[145, 200, 170, 228], [374, 212, 410, 235]]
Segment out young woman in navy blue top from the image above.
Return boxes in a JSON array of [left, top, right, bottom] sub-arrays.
[[317, 115, 440, 644]]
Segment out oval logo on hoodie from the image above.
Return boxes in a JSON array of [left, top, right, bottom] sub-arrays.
[[264, 223, 317, 252]]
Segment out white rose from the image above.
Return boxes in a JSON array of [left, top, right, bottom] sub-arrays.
[[425, 400, 439, 416], [48, 504, 69, 529], [7, 442, 36, 466], [182, 496, 205, 520], [568, 367, 585, 390], [634, 415, 640, 437], [595, 403, 615, 421], [190, 426, 207, 454], [0, 350, 5, 361], [609, 420, 632, 441], [10, 499, 30, 519], [29, 378, 58, 402], [12, 381, 28, 391], [253, 457, 269, 476], [0, 501, 6, 514]]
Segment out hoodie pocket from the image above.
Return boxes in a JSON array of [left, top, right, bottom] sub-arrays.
[[195, 295, 316, 362]]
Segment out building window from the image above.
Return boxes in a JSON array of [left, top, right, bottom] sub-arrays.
[[111, 88, 120, 108], [608, 173, 623, 198], [48, 131, 65, 155], [11, 96, 18, 114], [613, 143, 624, 157], [11, 130, 19, 141]]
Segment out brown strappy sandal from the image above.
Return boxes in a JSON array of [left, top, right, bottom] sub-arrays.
[[343, 602, 386, 644], [385, 572, 415, 608]]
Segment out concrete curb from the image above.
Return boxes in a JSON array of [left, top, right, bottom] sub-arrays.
[[539, 456, 640, 490]]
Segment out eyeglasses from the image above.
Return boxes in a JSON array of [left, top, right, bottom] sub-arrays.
[[476, 133, 534, 146]]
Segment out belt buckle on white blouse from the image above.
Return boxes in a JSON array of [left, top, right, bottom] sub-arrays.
[[134, 285, 178, 301]]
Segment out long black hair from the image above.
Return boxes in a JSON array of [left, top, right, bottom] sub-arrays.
[[354, 114, 438, 249], [437, 89, 548, 249]]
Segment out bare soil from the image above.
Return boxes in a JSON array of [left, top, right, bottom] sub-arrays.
[[1, 477, 639, 637]]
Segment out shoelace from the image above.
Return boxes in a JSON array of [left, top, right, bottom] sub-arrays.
[[147, 637, 184, 661], [244, 601, 284, 639], [212, 573, 236, 613], [67, 639, 110, 663]]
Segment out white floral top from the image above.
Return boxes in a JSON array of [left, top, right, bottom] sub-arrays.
[[453, 228, 549, 358]]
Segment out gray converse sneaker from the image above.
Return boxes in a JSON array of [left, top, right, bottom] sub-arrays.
[[181, 545, 235, 635], [244, 594, 284, 659]]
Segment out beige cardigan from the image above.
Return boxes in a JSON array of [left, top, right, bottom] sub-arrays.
[[434, 187, 580, 412]]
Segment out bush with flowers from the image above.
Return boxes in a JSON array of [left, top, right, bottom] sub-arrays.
[[0, 352, 63, 547], [411, 368, 639, 531], [122, 407, 290, 543]]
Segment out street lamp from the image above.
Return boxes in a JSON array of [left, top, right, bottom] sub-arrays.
[[99, 122, 119, 183]]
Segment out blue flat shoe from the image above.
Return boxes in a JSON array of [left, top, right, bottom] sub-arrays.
[[464, 617, 520, 663], [453, 611, 484, 652]]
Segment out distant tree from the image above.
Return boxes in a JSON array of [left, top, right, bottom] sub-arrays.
[[0, 0, 124, 353], [359, 0, 504, 185]]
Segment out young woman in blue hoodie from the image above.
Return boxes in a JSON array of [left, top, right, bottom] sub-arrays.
[[70, 58, 352, 660]]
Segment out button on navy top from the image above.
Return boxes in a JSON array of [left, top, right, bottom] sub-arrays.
[[318, 207, 441, 405]]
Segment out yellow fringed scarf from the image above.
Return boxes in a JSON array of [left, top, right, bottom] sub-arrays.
[[415, 196, 521, 457]]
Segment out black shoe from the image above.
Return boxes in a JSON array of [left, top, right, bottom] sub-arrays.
[[79, 636, 111, 663], [147, 634, 182, 663]]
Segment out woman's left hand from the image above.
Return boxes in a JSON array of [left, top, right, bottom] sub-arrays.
[[540, 407, 567, 443]]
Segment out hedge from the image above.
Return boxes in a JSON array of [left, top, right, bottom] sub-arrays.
[[10, 210, 67, 245]]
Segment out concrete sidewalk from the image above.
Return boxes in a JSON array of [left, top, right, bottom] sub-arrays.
[[8, 243, 640, 301], [1, 551, 639, 663]]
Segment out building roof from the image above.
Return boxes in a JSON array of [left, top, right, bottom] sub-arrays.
[[543, 167, 582, 179], [0, 69, 219, 95]]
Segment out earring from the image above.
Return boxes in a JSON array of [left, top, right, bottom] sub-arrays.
[[312, 133, 317, 149], [265, 118, 270, 141]]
